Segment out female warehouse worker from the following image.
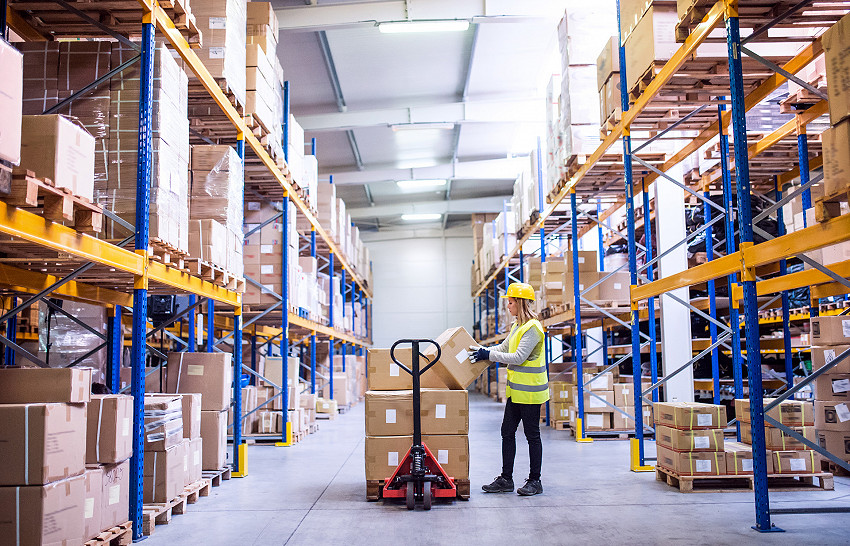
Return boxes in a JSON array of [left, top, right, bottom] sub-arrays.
[[469, 282, 547, 496]]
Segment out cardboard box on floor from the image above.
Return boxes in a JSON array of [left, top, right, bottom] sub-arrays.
[[655, 425, 724, 452], [818, 430, 850, 461], [364, 435, 469, 481], [143, 440, 186, 503], [101, 460, 130, 530], [0, 474, 86, 545], [364, 389, 469, 436], [0, 402, 87, 486], [740, 423, 817, 451], [735, 398, 814, 427], [725, 441, 773, 475], [366, 348, 446, 390], [83, 467, 102, 541], [200, 410, 228, 470], [166, 352, 232, 411], [550, 381, 574, 404], [814, 400, 850, 432], [656, 445, 726, 476], [186, 437, 203, 485], [143, 395, 184, 452], [87, 394, 134, 464], [0, 367, 91, 403], [653, 401, 726, 430], [424, 327, 490, 390], [773, 450, 819, 474]]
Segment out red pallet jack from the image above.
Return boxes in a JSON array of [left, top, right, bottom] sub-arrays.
[[381, 339, 457, 510]]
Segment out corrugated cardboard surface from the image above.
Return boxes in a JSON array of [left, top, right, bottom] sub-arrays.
[[724, 441, 773, 475], [740, 423, 816, 451], [814, 400, 850, 432], [0, 402, 87, 486], [367, 348, 446, 391], [166, 352, 232, 411], [20, 114, 96, 198], [773, 450, 818, 474], [812, 345, 850, 374], [200, 410, 227, 470], [0, 367, 91, 403], [656, 445, 726, 476], [83, 467, 102, 541], [100, 460, 130, 530], [187, 437, 203, 485], [735, 398, 814, 427], [818, 430, 850, 461], [143, 441, 186, 503], [0, 40, 23, 165], [365, 390, 468, 436], [810, 316, 850, 346], [655, 425, 724, 452], [0, 473, 86, 545], [426, 327, 489, 390], [822, 12, 850, 125], [364, 435, 469, 481], [653, 402, 726, 430], [87, 395, 134, 464], [143, 395, 184, 452]]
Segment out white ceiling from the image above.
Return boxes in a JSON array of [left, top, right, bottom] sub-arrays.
[[271, 0, 563, 233]]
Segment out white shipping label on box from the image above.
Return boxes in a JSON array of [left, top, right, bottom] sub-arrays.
[[435, 404, 446, 419], [261, 265, 275, 275], [187, 365, 205, 376], [208, 17, 226, 29], [323, 403, 329, 409], [578, 257, 585, 264], [560, 409, 569, 418], [184, 455, 188, 472], [789, 458, 807, 471], [388, 452, 399, 467], [261, 245, 273, 254], [123, 417, 130, 436], [843, 320, 850, 337], [389, 363, 400, 377], [835, 403, 850, 422], [560, 391, 568, 399], [109, 485, 120, 505], [695, 460, 712, 473], [84, 497, 94, 519], [825, 349, 837, 364], [194, 450, 201, 465], [587, 414, 603, 428], [833, 379, 850, 394], [613, 283, 622, 290], [455, 349, 468, 364], [697, 414, 713, 426], [693, 436, 710, 449], [742, 459, 754, 472], [590, 397, 607, 408], [386, 409, 396, 424], [208, 47, 225, 59], [437, 450, 449, 465]]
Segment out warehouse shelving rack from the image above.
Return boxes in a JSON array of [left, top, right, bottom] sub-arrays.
[[470, 0, 850, 529], [1, 0, 371, 540]]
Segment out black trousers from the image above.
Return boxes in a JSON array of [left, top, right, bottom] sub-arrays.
[[501, 397, 543, 481]]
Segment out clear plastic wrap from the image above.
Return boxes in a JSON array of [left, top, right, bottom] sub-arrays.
[[38, 301, 107, 384], [191, 0, 247, 106]]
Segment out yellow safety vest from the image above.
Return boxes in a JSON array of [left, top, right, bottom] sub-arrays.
[[505, 319, 549, 404]]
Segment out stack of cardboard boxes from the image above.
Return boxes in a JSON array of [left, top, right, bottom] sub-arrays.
[[811, 315, 850, 466], [597, 37, 621, 127], [0, 368, 136, 543], [654, 402, 727, 476], [364, 327, 488, 493], [525, 251, 630, 313], [822, 14, 850, 211], [735, 398, 818, 474], [246, 2, 285, 160], [190, 0, 246, 108]]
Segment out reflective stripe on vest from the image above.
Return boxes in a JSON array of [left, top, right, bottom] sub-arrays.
[[505, 319, 549, 404]]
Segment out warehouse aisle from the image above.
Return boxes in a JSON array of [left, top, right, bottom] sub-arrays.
[[146, 395, 850, 545]]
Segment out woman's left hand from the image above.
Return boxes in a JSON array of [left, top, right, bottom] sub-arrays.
[[469, 347, 490, 363]]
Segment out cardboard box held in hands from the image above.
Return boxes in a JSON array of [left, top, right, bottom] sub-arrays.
[[425, 327, 490, 390]]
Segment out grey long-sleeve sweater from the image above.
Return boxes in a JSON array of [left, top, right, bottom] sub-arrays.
[[487, 322, 543, 366]]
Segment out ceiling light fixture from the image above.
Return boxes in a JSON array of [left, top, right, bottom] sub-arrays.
[[378, 20, 470, 34], [396, 179, 447, 189], [390, 122, 456, 132], [401, 213, 442, 222]]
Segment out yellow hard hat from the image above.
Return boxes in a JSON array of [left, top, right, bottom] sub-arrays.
[[502, 282, 535, 301]]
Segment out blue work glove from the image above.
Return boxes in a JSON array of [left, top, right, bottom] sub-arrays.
[[469, 347, 490, 363]]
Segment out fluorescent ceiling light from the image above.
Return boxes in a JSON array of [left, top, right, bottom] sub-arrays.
[[401, 213, 442, 222], [379, 20, 470, 34], [390, 122, 456, 132], [396, 179, 447, 189]]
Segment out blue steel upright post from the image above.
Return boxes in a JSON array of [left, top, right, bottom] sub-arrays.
[[206, 298, 214, 352], [597, 203, 610, 372], [616, 0, 645, 466], [726, 3, 775, 532], [641, 181, 659, 403], [4, 298, 16, 366], [278, 79, 291, 445], [129, 18, 154, 541], [231, 134, 245, 472], [329, 251, 335, 401], [705, 186, 720, 404], [774, 177, 793, 387], [108, 306, 122, 393], [188, 295, 196, 352], [797, 118, 817, 317], [310, 227, 317, 394], [570, 190, 589, 441]]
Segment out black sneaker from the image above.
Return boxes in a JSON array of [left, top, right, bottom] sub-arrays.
[[482, 475, 514, 493], [517, 479, 543, 496]]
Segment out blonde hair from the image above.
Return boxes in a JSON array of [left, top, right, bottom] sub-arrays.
[[515, 297, 538, 326]]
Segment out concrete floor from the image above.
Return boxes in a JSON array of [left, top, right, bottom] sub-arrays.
[[145, 394, 850, 545]]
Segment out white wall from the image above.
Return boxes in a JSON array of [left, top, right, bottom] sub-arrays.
[[366, 235, 473, 348]]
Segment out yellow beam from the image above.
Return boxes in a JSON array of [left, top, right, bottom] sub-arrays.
[[0, 263, 132, 307], [747, 100, 827, 159], [753, 260, 850, 297], [6, 7, 48, 41], [631, 253, 741, 302], [0, 201, 145, 275], [145, 1, 372, 299], [147, 261, 240, 307]]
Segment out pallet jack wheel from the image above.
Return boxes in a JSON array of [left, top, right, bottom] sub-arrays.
[[406, 483, 415, 510], [423, 481, 432, 511]]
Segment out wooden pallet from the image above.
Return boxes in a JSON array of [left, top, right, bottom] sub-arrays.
[[85, 521, 132, 546], [550, 420, 571, 431], [599, 109, 622, 138], [656, 465, 834, 493], [814, 187, 850, 223], [5, 168, 103, 233], [150, 238, 189, 272], [779, 79, 827, 114], [141, 478, 211, 535], [202, 466, 232, 488], [366, 478, 471, 501]]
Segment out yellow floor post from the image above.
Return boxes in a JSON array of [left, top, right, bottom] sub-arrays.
[[574, 418, 593, 443], [275, 421, 292, 447], [232, 443, 248, 477], [630, 438, 654, 472]]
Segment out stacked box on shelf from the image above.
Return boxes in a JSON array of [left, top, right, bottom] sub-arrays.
[[810, 315, 850, 464], [364, 329, 488, 491], [0, 368, 97, 543], [597, 36, 621, 127], [288, 114, 305, 186], [190, 0, 247, 107], [246, 2, 284, 160], [254, 355, 300, 434], [822, 14, 850, 200], [191, 145, 245, 278], [242, 200, 298, 306], [0, 39, 22, 166], [141, 394, 186, 503], [544, 74, 564, 194], [735, 398, 818, 474], [245, 44, 278, 135], [654, 402, 728, 476]]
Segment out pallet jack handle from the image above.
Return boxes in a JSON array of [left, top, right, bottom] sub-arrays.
[[389, 339, 440, 455]]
